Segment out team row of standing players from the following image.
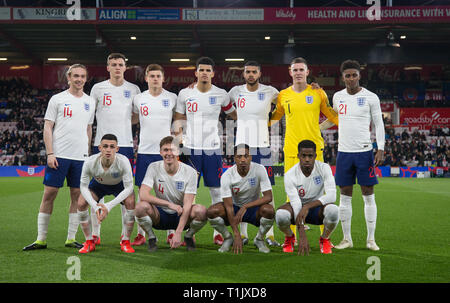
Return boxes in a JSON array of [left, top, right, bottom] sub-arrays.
[[23, 54, 385, 254]]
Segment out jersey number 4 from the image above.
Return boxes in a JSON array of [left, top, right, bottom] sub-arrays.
[[158, 184, 164, 194]]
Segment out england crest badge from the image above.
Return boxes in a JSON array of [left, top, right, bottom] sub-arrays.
[[176, 181, 184, 191], [162, 99, 170, 108], [357, 97, 365, 107]]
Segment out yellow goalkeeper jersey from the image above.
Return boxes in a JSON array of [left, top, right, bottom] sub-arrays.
[[270, 85, 338, 158]]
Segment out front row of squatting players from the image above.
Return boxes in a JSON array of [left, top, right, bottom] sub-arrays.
[[23, 54, 384, 255]]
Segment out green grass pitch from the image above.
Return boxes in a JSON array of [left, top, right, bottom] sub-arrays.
[[0, 176, 449, 283]]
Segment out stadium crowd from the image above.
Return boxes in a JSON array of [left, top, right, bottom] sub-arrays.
[[0, 77, 449, 168]]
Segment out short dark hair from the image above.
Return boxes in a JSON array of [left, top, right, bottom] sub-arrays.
[[340, 60, 361, 74], [298, 140, 316, 153], [244, 61, 261, 69], [160, 136, 174, 149], [196, 56, 215, 70], [107, 53, 127, 64], [234, 144, 250, 155], [145, 64, 164, 76], [101, 134, 118, 142], [290, 57, 308, 67]]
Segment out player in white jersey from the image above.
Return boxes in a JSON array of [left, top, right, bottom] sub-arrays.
[[173, 57, 237, 246], [207, 144, 274, 254], [77, 134, 135, 254], [133, 64, 178, 244], [89, 53, 141, 246], [322, 60, 384, 251], [24, 64, 95, 251], [135, 136, 207, 252], [275, 140, 339, 255], [228, 60, 280, 247]]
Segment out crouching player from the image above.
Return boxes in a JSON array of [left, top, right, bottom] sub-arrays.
[[207, 144, 274, 254], [135, 136, 207, 252], [77, 134, 136, 253], [276, 140, 339, 255]]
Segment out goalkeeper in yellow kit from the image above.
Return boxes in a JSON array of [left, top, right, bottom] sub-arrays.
[[269, 57, 339, 249]]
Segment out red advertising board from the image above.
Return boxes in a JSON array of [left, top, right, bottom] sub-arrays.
[[400, 108, 450, 127]]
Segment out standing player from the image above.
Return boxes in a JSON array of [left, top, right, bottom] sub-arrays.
[[133, 64, 177, 244], [77, 134, 135, 253], [275, 140, 339, 255], [228, 61, 279, 247], [270, 57, 339, 243], [323, 60, 384, 251], [89, 53, 141, 246], [23, 64, 95, 250], [207, 144, 275, 254], [135, 136, 207, 251], [173, 56, 237, 245]]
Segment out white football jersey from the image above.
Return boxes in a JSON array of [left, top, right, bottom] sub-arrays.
[[175, 84, 235, 150], [90, 80, 141, 147], [332, 87, 385, 152], [44, 90, 95, 161], [142, 161, 198, 214], [80, 153, 133, 186], [284, 161, 336, 212], [221, 162, 272, 208], [133, 89, 177, 154], [228, 84, 279, 147]]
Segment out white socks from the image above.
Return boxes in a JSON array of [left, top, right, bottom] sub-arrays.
[[339, 194, 353, 242], [185, 220, 207, 238], [322, 204, 339, 239], [67, 213, 79, 241], [136, 216, 156, 239], [256, 217, 274, 240], [275, 209, 294, 237], [209, 187, 223, 239], [78, 209, 93, 240], [339, 193, 378, 243], [208, 217, 231, 239], [122, 209, 135, 241], [37, 212, 51, 242], [363, 194, 377, 242]]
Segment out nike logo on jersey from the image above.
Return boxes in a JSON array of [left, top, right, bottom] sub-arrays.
[[64, 104, 71, 106], [158, 179, 165, 183]]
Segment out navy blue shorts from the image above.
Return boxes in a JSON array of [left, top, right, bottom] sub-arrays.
[[88, 179, 124, 200], [183, 148, 222, 188], [135, 153, 163, 187], [335, 150, 379, 187], [249, 147, 275, 185], [224, 204, 260, 227], [43, 157, 84, 188], [92, 146, 134, 163], [304, 205, 324, 225], [153, 206, 189, 231]]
